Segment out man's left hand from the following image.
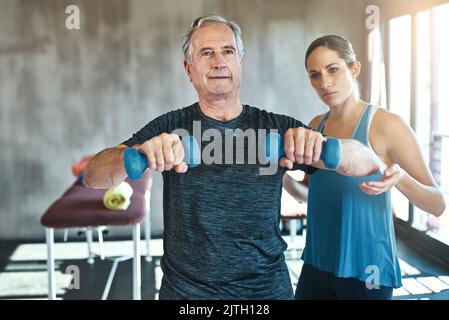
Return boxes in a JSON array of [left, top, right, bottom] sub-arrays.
[[279, 127, 326, 169]]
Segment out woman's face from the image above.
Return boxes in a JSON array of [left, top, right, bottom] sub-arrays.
[[306, 46, 359, 107]]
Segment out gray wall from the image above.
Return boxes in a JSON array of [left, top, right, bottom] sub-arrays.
[[0, 0, 368, 240]]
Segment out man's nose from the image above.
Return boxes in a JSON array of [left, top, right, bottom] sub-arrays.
[[213, 63, 226, 69], [212, 53, 227, 69]]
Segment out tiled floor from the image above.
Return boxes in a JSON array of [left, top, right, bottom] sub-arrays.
[[1, 234, 449, 300], [283, 235, 449, 300], [392, 240, 449, 300]]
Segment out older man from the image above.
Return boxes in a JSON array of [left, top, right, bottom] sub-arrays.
[[84, 14, 382, 299]]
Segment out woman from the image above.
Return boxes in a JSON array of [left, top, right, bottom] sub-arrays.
[[284, 35, 446, 300]]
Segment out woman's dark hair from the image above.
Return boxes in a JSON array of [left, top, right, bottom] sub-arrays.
[[305, 35, 356, 69]]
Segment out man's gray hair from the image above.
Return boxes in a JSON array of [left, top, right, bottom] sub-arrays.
[[182, 14, 244, 63]]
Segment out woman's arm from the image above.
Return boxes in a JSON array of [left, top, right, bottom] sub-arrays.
[[362, 110, 446, 217]]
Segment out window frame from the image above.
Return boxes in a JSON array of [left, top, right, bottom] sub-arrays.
[[379, 0, 449, 259]]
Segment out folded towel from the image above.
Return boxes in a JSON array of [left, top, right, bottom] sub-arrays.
[[103, 181, 134, 211]]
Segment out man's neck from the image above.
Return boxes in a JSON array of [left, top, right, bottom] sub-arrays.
[[198, 95, 243, 122]]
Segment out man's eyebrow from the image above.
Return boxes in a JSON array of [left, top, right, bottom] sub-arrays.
[[199, 45, 236, 53], [223, 45, 236, 50], [199, 47, 213, 53]]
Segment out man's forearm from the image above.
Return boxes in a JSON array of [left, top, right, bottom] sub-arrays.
[[335, 139, 384, 177], [84, 147, 128, 189]]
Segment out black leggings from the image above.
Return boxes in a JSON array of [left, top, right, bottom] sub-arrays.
[[295, 264, 393, 300]]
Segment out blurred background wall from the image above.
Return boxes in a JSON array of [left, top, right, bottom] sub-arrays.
[[0, 0, 369, 240]]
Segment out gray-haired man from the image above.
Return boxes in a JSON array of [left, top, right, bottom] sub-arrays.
[[84, 14, 382, 299]]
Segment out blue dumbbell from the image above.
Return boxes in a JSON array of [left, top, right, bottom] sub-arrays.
[[265, 132, 341, 169], [125, 132, 341, 179], [124, 135, 201, 180]]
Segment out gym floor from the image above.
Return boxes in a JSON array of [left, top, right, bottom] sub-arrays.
[[1, 234, 449, 300]]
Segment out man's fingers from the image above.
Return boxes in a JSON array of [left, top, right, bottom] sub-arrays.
[[304, 131, 316, 165], [138, 143, 157, 171], [279, 157, 294, 170], [284, 130, 295, 162], [142, 145, 157, 171], [172, 139, 185, 166], [163, 142, 175, 171], [155, 145, 165, 172], [294, 130, 306, 164], [312, 135, 324, 163], [174, 162, 188, 173], [140, 134, 188, 173]]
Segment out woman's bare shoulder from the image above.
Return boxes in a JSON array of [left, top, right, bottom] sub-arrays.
[[371, 107, 409, 134], [308, 113, 327, 130]]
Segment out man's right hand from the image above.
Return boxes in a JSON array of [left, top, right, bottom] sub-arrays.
[[138, 133, 188, 173]]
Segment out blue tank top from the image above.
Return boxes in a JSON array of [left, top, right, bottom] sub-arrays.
[[302, 104, 402, 288]]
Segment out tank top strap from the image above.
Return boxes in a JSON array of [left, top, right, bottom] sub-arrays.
[[352, 104, 377, 145], [316, 111, 331, 132]]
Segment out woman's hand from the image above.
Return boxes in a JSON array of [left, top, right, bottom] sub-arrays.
[[359, 164, 404, 195]]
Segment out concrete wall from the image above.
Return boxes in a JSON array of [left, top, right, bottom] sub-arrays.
[[0, 0, 369, 240]]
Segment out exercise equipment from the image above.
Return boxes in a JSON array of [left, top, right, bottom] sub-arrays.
[[265, 132, 341, 170], [124, 135, 201, 180], [124, 133, 341, 179]]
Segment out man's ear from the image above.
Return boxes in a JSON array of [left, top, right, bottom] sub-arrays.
[[184, 59, 192, 82], [352, 60, 361, 79]]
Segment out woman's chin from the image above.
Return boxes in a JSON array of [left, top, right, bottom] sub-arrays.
[[321, 96, 339, 107], [321, 94, 350, 108]]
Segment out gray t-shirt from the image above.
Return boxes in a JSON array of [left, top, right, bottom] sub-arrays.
[[122, 103, 315, 299]]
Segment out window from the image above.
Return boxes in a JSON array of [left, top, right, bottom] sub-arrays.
[[388, 14, 412, 222], [388, 15, 412, 125], [413, 3, 449, 244], [385, 2, 449, 244]]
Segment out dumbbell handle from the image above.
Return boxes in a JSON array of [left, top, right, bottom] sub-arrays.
[[320, 138, 341, 169], [266, 132, 341, 170]]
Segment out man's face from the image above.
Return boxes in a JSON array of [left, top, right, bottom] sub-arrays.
[[184, 23, 242, 100]]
